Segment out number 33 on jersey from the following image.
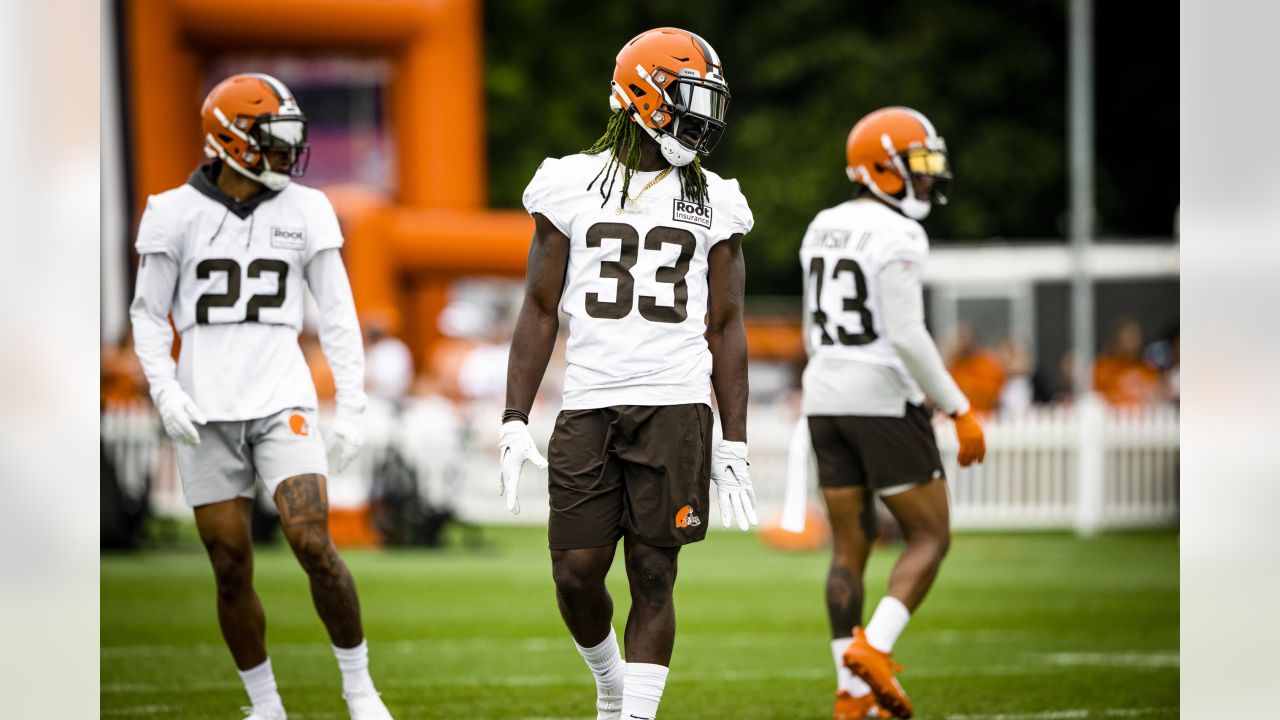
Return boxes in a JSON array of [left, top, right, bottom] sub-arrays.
[[523, 153, 753, 410]]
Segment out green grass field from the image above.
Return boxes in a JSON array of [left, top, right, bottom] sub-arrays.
[[102, 526, 1178, 719]]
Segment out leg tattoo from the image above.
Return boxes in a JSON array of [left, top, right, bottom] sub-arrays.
[[276, 474, 364, 648], [826, 562, 863, 637]]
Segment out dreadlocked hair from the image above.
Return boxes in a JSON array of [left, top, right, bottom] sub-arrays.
[[583, 110, 709, 209]]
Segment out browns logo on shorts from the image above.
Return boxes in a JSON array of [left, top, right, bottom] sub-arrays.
[[547, 404, 712, 550]]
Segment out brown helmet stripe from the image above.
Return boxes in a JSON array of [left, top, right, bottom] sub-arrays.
[[687, 31, 721, 73]]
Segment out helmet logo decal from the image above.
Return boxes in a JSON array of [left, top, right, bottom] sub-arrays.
[[675, 505, 701, 528]]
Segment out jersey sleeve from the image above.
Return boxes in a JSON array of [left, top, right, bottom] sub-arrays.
[[879, 259, 970, 416], [305, 249, 367, 416], [305, 191, 345, 265], [882, 222, 929, 269], [727, 179, 754, 237], [521, 157, 575, 236], [134, 195, 180, 260]]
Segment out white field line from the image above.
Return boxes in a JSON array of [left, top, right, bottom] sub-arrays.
[[101, 706, 175, 716], [99, 628, 1040, 660], [99, 706, 1177, 720], [103, 649, 1177, 696], [1039, 651, 1179, 668], [945, 709, 1176, 720]]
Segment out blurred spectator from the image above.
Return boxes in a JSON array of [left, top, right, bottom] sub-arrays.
[[1094, 317, 1161, 407], [947, 323, 1006, 415], [100, 331, 147, 408], [363, 309, 414, 404], [1033, 349, 1077, 405], [997, 337, 1034, 416], [1143, 325, 1180, 405], [456, 304, 513, 402]]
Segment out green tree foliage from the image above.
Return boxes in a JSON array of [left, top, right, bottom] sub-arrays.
[[484, 0, 1173, 294]]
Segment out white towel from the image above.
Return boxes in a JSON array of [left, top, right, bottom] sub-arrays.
[[781, 416, 811, 532]]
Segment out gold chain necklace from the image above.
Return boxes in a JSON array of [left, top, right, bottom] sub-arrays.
[[617, 166, 674, 213]]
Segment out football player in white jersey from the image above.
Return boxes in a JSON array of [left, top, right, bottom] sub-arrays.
[[129, 74, 393, 720], [498, 28, 756, 720], [801, 108, 987, 720]]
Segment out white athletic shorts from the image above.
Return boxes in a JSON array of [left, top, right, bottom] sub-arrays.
[[176, 407, 329, 507]]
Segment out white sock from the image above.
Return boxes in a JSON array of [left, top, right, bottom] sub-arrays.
[[238, 658, 285, 714], [620, 662, 668, 720], [333, 640, 377, 698], [831, 638, 873, 697], [864, 596, 911, 653], [575, 627, 625, 717]]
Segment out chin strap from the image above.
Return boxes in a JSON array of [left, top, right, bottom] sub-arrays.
[[641, 123, 697, 167], [220, 152, 291, 191], [611, 68, 699, 168]]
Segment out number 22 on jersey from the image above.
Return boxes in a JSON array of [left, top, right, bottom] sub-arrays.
[[195, 258, 288, 324]]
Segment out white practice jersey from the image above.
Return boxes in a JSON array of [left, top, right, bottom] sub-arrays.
[[800, 199, 931, 416], [523, 152, 753, 409], [133, 163, 356, 421]]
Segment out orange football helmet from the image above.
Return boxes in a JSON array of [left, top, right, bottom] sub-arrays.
[[609, 27, 730, 166], [201, 73, 309, 191], [845, 107, 951, 220]]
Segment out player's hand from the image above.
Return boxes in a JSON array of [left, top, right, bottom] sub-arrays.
[[499, 420, 547, 515], [953, 409, 986, 466], [711, 440, 758, 531], [328, 409, 364, 474], [157, 387, 207, 446]]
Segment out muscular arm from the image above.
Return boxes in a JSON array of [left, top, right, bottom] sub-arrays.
[[504, 213, 570, 414], [129, 253, 181, 405], [706, 234, 749, 442], [880, 259, 970, 416]]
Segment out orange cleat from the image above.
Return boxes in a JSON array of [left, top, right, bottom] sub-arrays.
[[834, 689, 892, 719], [842, 627, 914, 719]]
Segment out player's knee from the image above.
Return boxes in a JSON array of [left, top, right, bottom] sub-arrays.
[[830, 544, 867, 571], [629, 557, 675, 606], [283, 522, 338, 577], [205, 539, 252, 595], [907, 524, 950, 566], [551, 558, 605, 601], [934, 529, 952, 562]]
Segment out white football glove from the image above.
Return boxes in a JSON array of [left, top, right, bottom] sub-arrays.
[[327, 408, 364, 474], [156, 386, 207, 446], [499, 420, 548, 515], [711, 440, 758, 531]]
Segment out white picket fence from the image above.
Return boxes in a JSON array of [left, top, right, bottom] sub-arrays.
[[100, 398, 1178, 534], [936, 400, 1180, 530]]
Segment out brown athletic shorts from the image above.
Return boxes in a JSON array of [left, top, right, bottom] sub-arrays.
[[808, 403, 945, 493], [547, 403, 713, 550]]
